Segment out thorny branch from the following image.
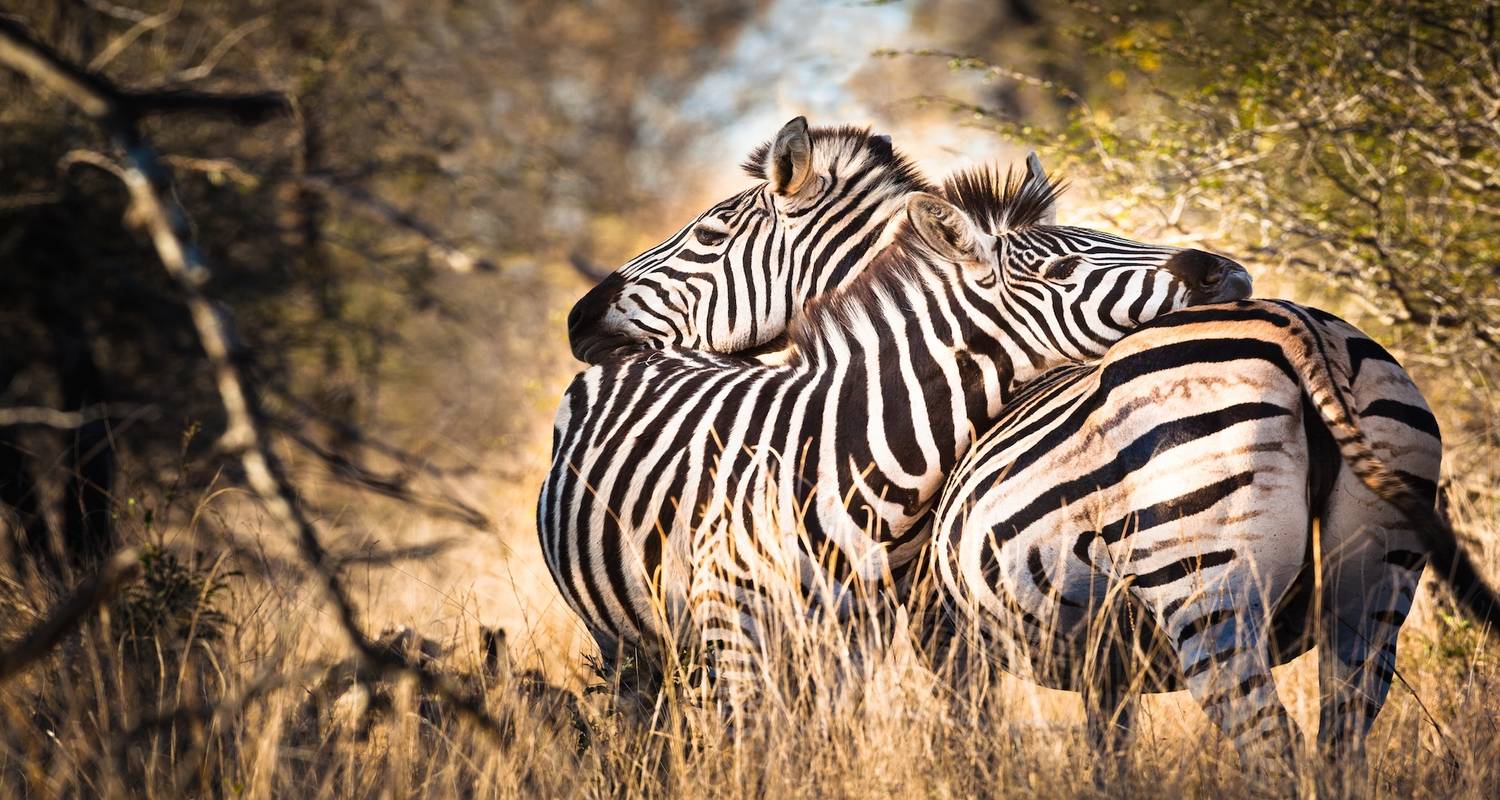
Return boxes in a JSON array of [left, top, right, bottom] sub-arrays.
[[0, 19, 509, 741]]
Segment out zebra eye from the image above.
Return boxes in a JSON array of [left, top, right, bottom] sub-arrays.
[[1043, 254, 1083, 280], [694, 225, 729, 247]]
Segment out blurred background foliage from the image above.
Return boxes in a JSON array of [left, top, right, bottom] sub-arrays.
[[1074, 0, 1497, 368], [0, 0, 769, 571]]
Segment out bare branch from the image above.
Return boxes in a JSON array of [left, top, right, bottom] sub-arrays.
[[58, 148, 126, 178], [0, 18, 288, 126], [78, 1, 151, 23], [0, 191, 61, 211], [123, 87, 291, 125], [161, 155, 259, 188], [276, 423, 491, 531], [171, 17, 270, 84], [88, 0, 181, 73], [0, 17, 509, 742], [296, 173, 495, 273], [0, 404, 147, 430], [266, 389, 483, 481]]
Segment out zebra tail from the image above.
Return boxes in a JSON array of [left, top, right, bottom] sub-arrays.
[[1274, 301, 1500, 629]]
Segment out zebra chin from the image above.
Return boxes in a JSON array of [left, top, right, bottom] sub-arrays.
[[570, 332, 648, 364], [567, 272, 636, 363]]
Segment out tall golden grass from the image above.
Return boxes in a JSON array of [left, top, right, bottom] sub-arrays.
[[2, 437, 1497, 798]]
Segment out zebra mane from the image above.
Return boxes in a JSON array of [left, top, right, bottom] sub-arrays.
[[740, 125, 930, 193], [941, 164, 1067, 233]]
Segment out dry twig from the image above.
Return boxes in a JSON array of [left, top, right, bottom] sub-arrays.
[[297, 173, 496, 273], [0, 403, 146, 430]]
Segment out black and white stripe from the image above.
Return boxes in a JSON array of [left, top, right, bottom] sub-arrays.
[[540, 179, 1234, 707], [560, 121, 1498, 768]]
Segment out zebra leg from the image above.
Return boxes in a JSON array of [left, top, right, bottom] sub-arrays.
[[1162, 593, 1304, 771], [591, 630, 639, 689], [692, 588, 767, 721], [1082, 592, 1141, 787], [591, 631, 668, 727], [1314, 329, 1438, 774], [1316, 497, 1425, 774], [1082, 649, 1138, 788]]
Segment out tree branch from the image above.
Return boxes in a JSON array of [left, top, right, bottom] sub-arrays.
[[0, 404, 148, 430], [275, 423, 491, 530], [297, 173, 495, 273], [0, 18, 288, 127], [0, 16, 508, 741]]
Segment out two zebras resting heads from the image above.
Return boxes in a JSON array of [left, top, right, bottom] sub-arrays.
[[539, 118, 1499, 776]]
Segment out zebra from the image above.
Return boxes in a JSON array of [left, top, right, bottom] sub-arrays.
[[561, 118, 1498, 772], [539, 172, 1248, 709], [915, 163, 1500, 773], [923, 293, 1500, 773]]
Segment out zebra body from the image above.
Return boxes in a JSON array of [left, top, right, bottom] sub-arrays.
[[540, 174, 1242, 704], [927, 300, 1459, 763]]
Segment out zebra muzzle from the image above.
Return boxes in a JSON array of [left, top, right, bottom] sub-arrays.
[[568, 272, 629, 363], [1165, 249, 1254, 305]]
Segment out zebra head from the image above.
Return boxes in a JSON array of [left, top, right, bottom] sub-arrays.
[[892, 167, 1253, 384], [567, 116, 931, 363]]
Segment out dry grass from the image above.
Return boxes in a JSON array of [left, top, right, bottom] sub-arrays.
[[1, 445, 1498, 799]]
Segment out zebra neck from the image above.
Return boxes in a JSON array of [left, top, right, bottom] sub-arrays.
[[803, 275, 1005, 432], [799, 274, 947, 360]]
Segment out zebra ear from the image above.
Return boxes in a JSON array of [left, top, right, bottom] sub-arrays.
[[768, 116, 815, 196], [1025, 151, 1058, 226], [906, 192, 988, 266]]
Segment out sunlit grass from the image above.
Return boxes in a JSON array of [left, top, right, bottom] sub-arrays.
[[2, 448, 1497, 798]]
